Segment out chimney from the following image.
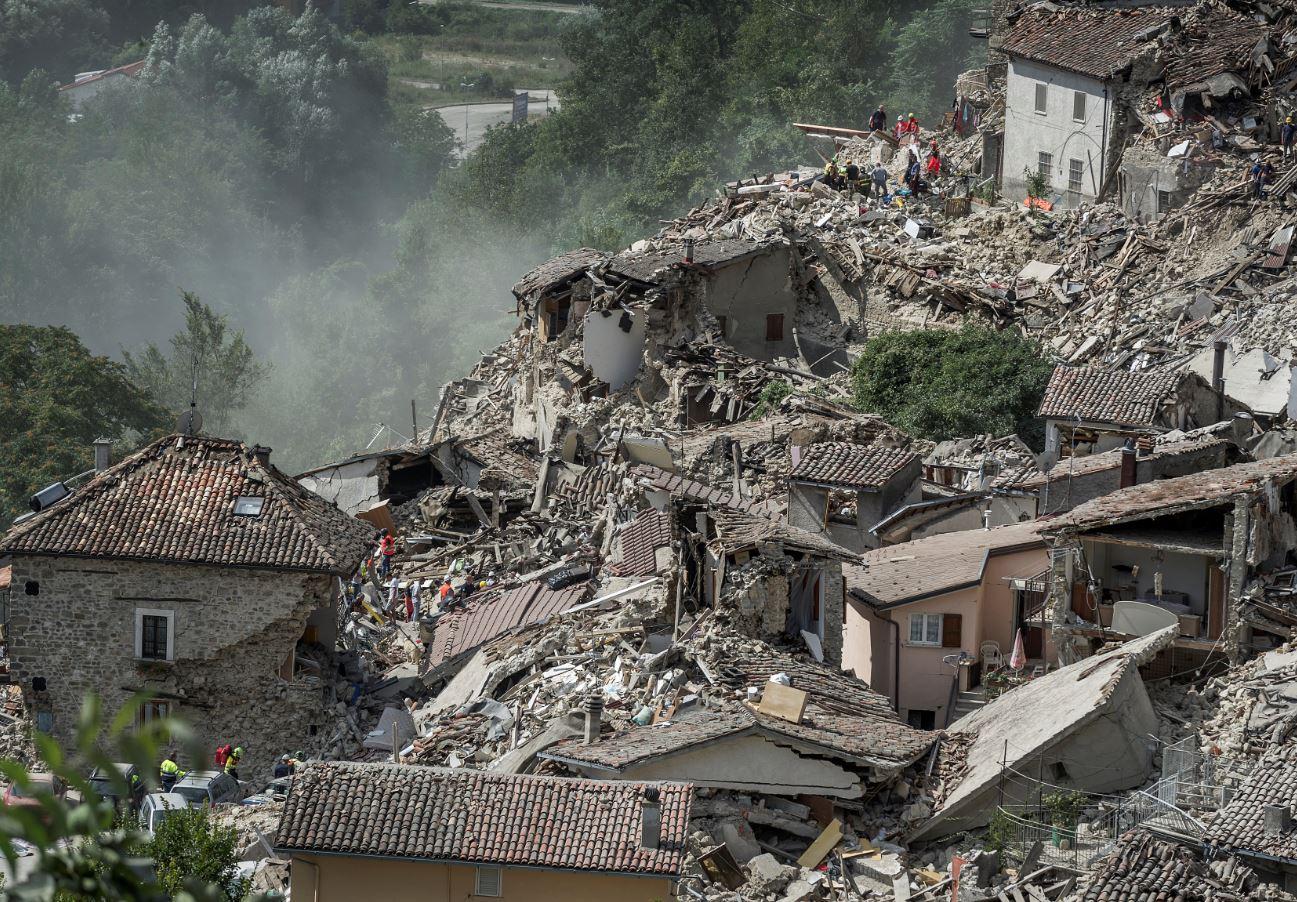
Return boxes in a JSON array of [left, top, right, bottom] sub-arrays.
[[982, 507, 992, 530], [683, 237, 695, 264], [1265, 804, 1292, 836], [1136, 433, 1154, 457], [1212, 339, 1227, 394], [250, 445, 272, 467], [1120, 439, 1137, 489], [1232, 412, 1254, 446], [640, 786, 662, 850], [92, 437, 112, 473], [582, 693, 604, 744]]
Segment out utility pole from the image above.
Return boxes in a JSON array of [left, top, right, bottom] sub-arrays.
[[459, 82, 476, 156]]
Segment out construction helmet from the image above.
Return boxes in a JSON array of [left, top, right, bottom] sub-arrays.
[[908, 112, 916, 118]]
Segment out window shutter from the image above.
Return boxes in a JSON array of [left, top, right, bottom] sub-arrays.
[[475, 865, 502, 897], [942, 613, 963, 648]]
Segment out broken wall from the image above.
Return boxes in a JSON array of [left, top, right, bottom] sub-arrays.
[[582, 308, 648, 390], [703, 245, 799, 362], [7, 556, 331, 780], [299, 458, 382, 516], [1119, 144, 1219, 222]]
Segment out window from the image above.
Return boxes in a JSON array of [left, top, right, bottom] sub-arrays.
[[765, 313, 784, 342], [233, 495, 264, 517], [24, 581, 38, 596], [1072, 91, 1086, 122], [1037, 152, 1053, 178], [136, 699, 170, 728], [135, 609, 174, 662], [909, 613, 942, 646], [474, 865, 502, 897], [907, 709, 937, 730], [1034, 82, 1047, 114], [1157, 190, 1172, 213], [1068, 159, 1084, 193]]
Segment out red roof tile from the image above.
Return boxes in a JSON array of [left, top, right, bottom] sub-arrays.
[[1000, 7, 1177, 79], [0, 434, 374, 574], [276, 763, 692, 875], [613, 508, 672, 576], [1036, 365, 1185, 427], [425, 579, 589, 669], [791, 442, 917, 490]]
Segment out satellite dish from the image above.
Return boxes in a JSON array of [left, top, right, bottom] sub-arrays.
[[177, 408, 204, 435]]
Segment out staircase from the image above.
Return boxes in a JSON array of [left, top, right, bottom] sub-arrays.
[[948, 688, 987, 725]]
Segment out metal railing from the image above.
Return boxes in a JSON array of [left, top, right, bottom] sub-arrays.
[[992, 805, 1120, 871]]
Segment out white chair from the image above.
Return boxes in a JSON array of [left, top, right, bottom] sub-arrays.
[[980, 641, 1004, 671]]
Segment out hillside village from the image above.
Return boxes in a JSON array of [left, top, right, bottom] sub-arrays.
[[20, 0, 1297, 899]]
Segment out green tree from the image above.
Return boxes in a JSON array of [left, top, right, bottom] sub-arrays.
[[0, 324, 167, 528], [0, 0, 110, 86], [849, 326, 1054, 446], [147, 806, 246, 901], [123, 292, 269, 437]]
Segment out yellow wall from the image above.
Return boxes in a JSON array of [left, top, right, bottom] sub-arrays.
[[290, 853, 676, 902]]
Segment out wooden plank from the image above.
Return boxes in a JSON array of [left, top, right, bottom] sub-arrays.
[[758, 682, 809, 724], [796, 817, 843, 869], [1019, 840, 1044, 875]]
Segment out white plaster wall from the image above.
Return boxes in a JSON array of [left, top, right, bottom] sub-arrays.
[[299, 459, 381, 515], [1003, 58, 1113, 206], [1085, 541, 1212, 617], [616, 732, 862, 798], [703, 246, 798, 361], [583, 309, 647, 390]]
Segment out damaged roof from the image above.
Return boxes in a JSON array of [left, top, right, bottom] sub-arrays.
[[846, 522, 1045, 609], [607, 238, 777, 285], [1000, 6, 1178, 80], [276, 762, 692, 876], [0, 434, 375, 575], [1045, 453, 1297, 533], [510, 247, 608, 301], [1074, 830, 1259, 902], [1015, 434, 1235, 490], [1163, 8, 1267, 96], [547, 643, 934, 773], [708, 507, 858, 560], [791, 442, 917, 490], [1036, 365, 1187, 428], [1211, 742, 1297, 862], [424, 578, 590, 671], [612, 507, 673, 576], [631, 464, 773, 515]]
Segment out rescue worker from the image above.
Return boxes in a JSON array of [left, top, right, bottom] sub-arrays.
[[869, 104, 886, 132], [1283, 115, 1296, 161], [160, 751, 185, 791], [926, 147, 942, 177], [893, 115, 905, 139], [273, 754, 294, 779], [824, 158, 842, 190], [378, 528, 396, 580], [1252, 159, 1275, 199], [844, 159, 861, 194], [871, 162, 888, 206], [906, 113, 919, 135], [224, 746, 244, 781]]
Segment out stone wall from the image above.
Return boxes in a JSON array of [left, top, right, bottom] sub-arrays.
[[7, 556, 335, 781]]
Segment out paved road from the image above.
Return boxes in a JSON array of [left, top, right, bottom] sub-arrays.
[[433, 90, 560, 158]]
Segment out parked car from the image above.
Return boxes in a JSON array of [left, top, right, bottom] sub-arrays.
[[171, 771, 240, 809], [88, 763, 144, 812], [138, 792, 188, 837], [2, 772, 79, 822]]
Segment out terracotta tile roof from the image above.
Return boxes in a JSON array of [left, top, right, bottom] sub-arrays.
[[1015, 435, 1233, 489], [424, 578, 589, 670], [708, 507, 858, 561], [1210, 743, 1297, 861], [60, 60, 145, 90], [693, 642, 933, 769], [1000, 7, 1177, 79], [846, 522, 1045, 608], [1074, 830, 1259, 902], [1036, 365, 1184, 427], [791, 442, 917, 490], [629, 464, 776, 515], [613, 508, 673, 576], [511, 248, 607, 301], [0, 434, 375, 575], [276, 762, 692, 876], [1163, 10, 1266, 94], [1045, 454, 1297, 532]]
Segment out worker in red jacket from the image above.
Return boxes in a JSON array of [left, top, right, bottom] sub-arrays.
[[378, 528, 396, 579]]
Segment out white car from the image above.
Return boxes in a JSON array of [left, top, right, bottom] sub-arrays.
[[138, 792, 188, 837]]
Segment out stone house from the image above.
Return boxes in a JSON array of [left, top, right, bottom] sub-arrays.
[[276, 762, 692, 902], [1037, 364, 1235, 463], [842, 522, 1048, 729], [0, 434, 374, 775], [787, 441, 921, 552]]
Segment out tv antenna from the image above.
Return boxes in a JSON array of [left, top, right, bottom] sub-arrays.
[[176, 346, 204, 435]]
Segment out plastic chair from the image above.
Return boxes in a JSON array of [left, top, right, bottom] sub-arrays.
[[980, 640, 1004, 671]]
